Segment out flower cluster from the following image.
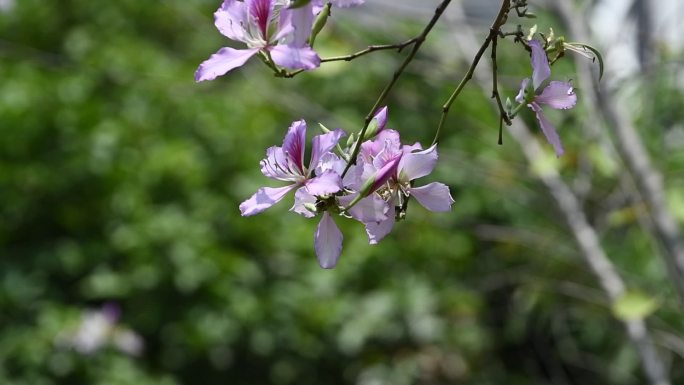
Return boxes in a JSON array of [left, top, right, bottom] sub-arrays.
[[240, 108, 454, 268], [195, 0, 363, 82]]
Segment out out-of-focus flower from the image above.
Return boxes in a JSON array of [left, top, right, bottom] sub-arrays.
[[56, 304, 143, 356], [195, 0, 320, 82], [0, 0, 15, 12], [516, 39, 577, 157]]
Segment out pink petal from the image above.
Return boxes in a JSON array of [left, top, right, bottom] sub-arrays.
[[515, 78, 530, 103], [529, 40, 550, 90], [365, 215, 395, 245], [273, 4, 296, 42], [283, 119, 307, 174], [409, 182, 454, 212], [239, 185, 296, 216], [315, 212, 343, 269], [361, 129, 401, 161], [214, 0, 247, 41], [399, 144, 438, 181], [536, 81, 578, 110], [195, 47, 259, 82], [305, 170, 342, 196], [270, 44, 320, 70], [367, 155, 401, 194], [338, 193, 389, 223], [315, 153, 346, 177], [529, 103, 564, 157], [287, 4, 314, 47], [309, 128, 345, 171], [290, 187, 316, 218]]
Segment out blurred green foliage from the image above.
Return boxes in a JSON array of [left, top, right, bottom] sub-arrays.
[[1, 1, 684, 384]]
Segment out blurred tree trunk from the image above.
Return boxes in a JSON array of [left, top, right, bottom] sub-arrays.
[[552, 0, 684, 307]]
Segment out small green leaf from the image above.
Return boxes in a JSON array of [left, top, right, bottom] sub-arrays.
[[612, 291, 659, 321]]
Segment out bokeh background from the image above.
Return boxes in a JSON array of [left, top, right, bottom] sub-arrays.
[[2, 0, 684, 384]]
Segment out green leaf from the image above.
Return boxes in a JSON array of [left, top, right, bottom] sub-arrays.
[[564, 42, 605, 81], [612, 291, 659, 321]]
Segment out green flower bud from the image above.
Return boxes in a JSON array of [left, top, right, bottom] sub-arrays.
[[288, 0, 312, 9]]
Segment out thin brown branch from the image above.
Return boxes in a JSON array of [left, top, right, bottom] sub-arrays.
[[340, 0, 453, 178], [321, 38, 418, 63], [432, 0, 511, 146], [491, 33, 510, 146]]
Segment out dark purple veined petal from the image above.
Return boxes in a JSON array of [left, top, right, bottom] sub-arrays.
[[305, 170, 342, 196], [246, 0, 274, 39], [529, 102, 564, 157], [536, 81, 578, 110], [260, 146, 302, 182], [195, 47, 259, 82], [214, 0, 248, 41], [529, 39, 551, 90], [409, 182, 454, 212], [315, 212, 343, 269], [239, 184, 297, 216], [269, 44, 321, 70], [364, 215, 395, 245], [398, 144, 438, 182], [282, 119, 307, 175]]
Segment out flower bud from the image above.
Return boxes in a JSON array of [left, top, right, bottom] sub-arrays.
[[358, 154, 401, 197], [309, 2, 331, 46], [304, 202, 319, 213], [288, 0, 312, 9], [361, 106, 388, 141]]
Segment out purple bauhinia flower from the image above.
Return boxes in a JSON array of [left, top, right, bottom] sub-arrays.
[[239, 119, 346, 269], [240, 119, 344, 216], [344, 129, 454, 244], [195, 0, 321, 82], [516, 39, 578, 157]]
